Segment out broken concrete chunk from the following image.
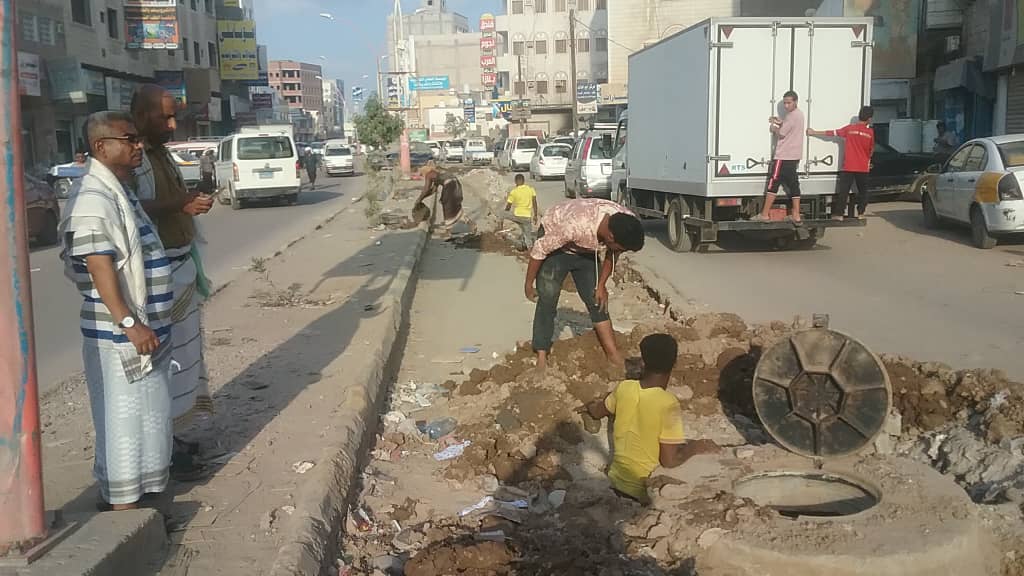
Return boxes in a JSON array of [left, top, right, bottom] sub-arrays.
[[697, 527, 729, 550]]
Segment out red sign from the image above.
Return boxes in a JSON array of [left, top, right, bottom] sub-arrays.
[[480, 55, 496, 69], [481, 72, 497, 87], [480, 13, 496, 32], [480, 36, 496, 51]]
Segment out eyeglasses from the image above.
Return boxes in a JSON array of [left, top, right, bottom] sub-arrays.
[[99, 134, 143, 145]]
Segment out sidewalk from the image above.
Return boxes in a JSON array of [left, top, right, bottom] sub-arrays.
[[32, 174, 428, 575]]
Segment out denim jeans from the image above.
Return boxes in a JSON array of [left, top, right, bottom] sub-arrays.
[[510, 215, 535, 249], [532, 249, 609, 352]]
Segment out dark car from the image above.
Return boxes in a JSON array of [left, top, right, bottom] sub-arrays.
[[867, 141, 950, 199], [25, 174, 60, 246], [383, 142, 434, 170]]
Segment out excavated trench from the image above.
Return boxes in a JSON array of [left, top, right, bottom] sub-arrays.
[[339, 170, 1024, 576]]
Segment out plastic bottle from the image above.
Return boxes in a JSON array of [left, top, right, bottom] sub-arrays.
[[424, 417, 458, 440]]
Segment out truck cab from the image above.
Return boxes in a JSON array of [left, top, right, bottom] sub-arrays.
[[610, 111, 629, 205]]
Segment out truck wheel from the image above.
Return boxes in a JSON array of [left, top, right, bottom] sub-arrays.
[[970, 206, 997, 249], [667, 199, 695, 253], [230, 187, 244, 211]]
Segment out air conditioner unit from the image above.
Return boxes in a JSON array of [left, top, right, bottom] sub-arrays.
[[945, 34, 961, 54]]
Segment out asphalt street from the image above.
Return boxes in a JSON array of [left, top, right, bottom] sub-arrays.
[[523, 176, 1024, 381], [28, 175, 364, 396]]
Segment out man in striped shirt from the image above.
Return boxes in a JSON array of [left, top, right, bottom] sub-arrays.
[[60, 111, 174, 510]]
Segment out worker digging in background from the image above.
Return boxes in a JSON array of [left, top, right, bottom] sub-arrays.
[[505, 173, 539, 250], [579, 333, 719, 504], [525, 198, 645, 370], [414, 161, 477, 237]]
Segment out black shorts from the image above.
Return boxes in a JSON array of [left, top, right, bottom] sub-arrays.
[[765, 159, 801, 197]]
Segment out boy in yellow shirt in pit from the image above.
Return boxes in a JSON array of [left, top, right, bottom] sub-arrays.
[[581, 333, 719, 503], [505, 173, 539, 250]]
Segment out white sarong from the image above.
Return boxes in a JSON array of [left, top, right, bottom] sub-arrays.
[[168, 247, 213, 423]]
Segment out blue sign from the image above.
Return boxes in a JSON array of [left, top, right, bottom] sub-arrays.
[[464, 106, 476, 123], [408, 75, 450, 91], [576, 80, 598, 101]]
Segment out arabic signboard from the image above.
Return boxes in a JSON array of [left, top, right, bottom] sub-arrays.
[[250, 91, 273, 110], [218, 20, 258, 81], [481, 72, 497, 87], [576, 80, 599, 115], [480, 54, 497, 69], [480, 13, 496, 32], [17, 52, 41, 97], [155, 70, 187, 108], [480, 36, 496, 52], [125, 0, 179, 50], [464, 104, 476, 124], [408, 75, 450, 91]]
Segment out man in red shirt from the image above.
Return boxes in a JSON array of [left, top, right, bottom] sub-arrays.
[[808, 106, 875, 220]]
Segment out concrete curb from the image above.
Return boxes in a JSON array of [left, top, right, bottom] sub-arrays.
[[269, 225, 430, 576], [620, 254, 692, 322]]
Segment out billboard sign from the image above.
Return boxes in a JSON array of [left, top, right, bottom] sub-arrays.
[[408, 75, 450, 91], [480, 36, 496, 51], [218, 20, 258, 80], [576, 80, 598, 115], [125, 0, 179, 49], [480, 13, 496, 32], [481, 72, 497, 87], [480, 54, 497, 69], [464, 104, 476, 124], [17, 52, 41, 97], [250, 91, 273, 110], [154, 70, 187, 109]]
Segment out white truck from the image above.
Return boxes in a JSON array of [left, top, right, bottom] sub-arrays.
[[611, 17, 874, 250]]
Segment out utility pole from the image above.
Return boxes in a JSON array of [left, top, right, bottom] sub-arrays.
[[0, 0, 47, 550], [569, 8, 579, 137], [516, 55, 525, 137]]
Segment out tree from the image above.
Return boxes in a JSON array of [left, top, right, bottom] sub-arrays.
[[445, 113, 468, 139], [353, 96, 404, 150]]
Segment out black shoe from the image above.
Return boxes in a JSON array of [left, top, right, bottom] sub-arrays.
[[171, 451, 210, 483]]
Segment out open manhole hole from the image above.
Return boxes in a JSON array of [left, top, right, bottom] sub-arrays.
[[734, 471, 880, 518]]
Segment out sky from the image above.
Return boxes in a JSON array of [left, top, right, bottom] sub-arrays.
[[253, 0, 503, 97]]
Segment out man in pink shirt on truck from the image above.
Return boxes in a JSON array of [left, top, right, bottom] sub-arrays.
[[753, 91, 805, 224]]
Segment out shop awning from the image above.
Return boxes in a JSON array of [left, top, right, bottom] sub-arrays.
[[934, 58, 994, 98]]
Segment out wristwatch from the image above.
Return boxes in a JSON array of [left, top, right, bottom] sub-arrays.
[[118, 316, 136, 329]]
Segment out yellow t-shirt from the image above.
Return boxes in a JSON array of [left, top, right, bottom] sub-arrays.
[[604, 380, 686, 501], [506, 184, 537, 218]]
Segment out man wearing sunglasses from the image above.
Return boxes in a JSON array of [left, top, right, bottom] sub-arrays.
[[59, 111, 175, 510]]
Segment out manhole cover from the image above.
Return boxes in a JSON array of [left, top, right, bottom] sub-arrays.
[[753, 329, 891, 458]]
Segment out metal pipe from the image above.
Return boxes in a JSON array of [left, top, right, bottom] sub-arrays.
[[0, 0, 47, 548]]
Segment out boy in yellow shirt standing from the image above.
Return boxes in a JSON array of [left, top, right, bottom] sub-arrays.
[[581, 333, 718, 503], [505, 173, 539, 250]]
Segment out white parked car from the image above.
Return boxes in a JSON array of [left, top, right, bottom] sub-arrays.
[[424, 140, 441, 159], [323, 140, 355, 176], [530, 143, 572, 180], [443, 139, 465, 163], [170, 150, 202, 189], [501, 136, 540, 171], [463, 139, 491, 165], [921, 135, 1024, 248]]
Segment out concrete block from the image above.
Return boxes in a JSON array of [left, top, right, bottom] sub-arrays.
[[19, 509, 165, 576]]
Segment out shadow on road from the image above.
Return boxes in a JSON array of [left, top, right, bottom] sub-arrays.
[[645, 220, 833, 254], [876, 208, 1024, 250]]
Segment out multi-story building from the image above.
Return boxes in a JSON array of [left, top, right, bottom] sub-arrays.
[[387, 0, 470, 64], [269, 60, 324, 140], [494, 0, 610, 136], [322, 79, 346, 138], [16, 0, 222, 169]]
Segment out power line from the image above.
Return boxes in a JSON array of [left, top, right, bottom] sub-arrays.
[[572, 16, 636, 53]]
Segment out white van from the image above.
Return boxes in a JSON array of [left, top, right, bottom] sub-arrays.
[[215, 125, 301, 209], [501, 136, 540, 171], [323, 139, 355, 176]]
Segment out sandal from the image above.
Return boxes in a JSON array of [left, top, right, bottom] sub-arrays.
[[171, 452, 210, 483]]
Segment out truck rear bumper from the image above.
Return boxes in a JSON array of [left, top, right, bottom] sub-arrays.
[[704, 218, 867, 232]]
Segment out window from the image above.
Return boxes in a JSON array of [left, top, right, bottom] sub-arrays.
[[183, 37, 189, 61], [596, 0, 607, 8], [237, 136, 294, 160], [194, 40, 201, 65], [577, 36, 590, 53], [514, 80, 526, 96], [944, 146, 970, 172], [21, 14, 38, 43], [107, 9, 118, 39], [535, 39, 547, 54], [555, 78, 567, 93], [190, 0, 198, 9], [536, 80, 548, 94], [71, 0, 91, 25], [209, 42, 217, 64], [963, 145, 987, 172], [512, 0, 524, 14], [556, 0, 567, 10], [595, 31, 608, 52], [513, 41, 525, 56], [205, 0, 213, 13], [37, 15, 56, 46], [555, 32, 568, 53], [998, 141, 1024, 167], [535, 0, 546, 12], [578, 0, 590, 10]]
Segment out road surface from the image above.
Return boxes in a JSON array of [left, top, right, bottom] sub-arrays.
[[28, 176, 364, 395], [523, 176, 1024, 381]]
